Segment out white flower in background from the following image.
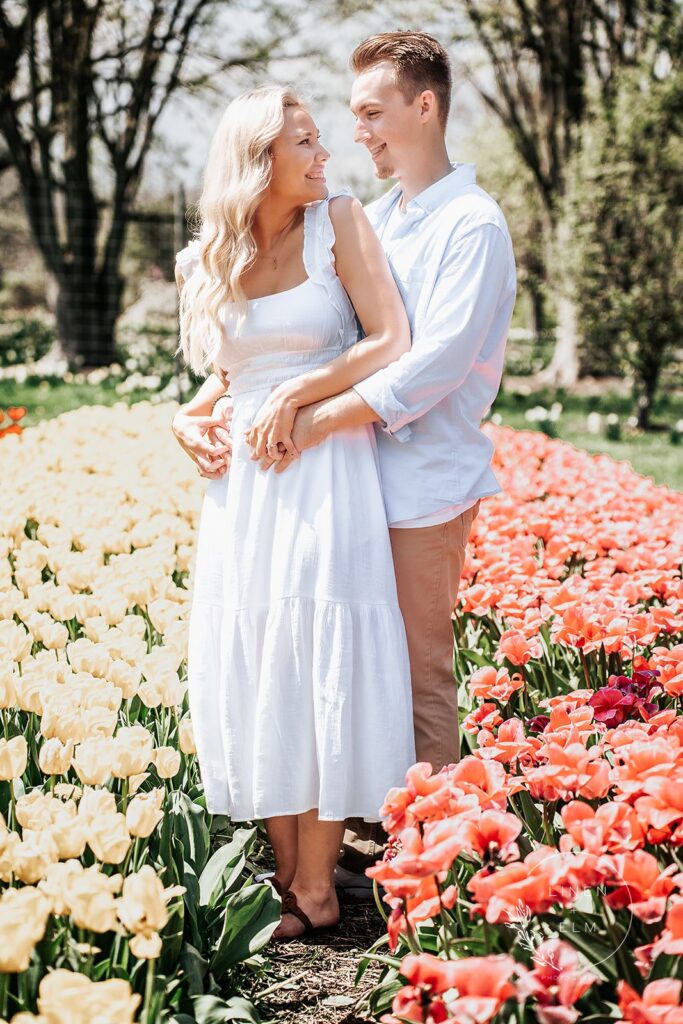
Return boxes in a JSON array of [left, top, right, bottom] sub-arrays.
[[525, 405, 550, 423]]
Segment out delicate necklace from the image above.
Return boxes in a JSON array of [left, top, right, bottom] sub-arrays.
[[256, 211, 301, 270]]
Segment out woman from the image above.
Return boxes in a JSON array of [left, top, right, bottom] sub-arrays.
[[175, 86, 415, 940]]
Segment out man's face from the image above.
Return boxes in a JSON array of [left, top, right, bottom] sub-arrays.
[[350, 62, 421, 180]]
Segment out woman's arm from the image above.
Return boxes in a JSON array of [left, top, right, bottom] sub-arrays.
[[172, 265, 232, 476], [245, 195, 410, 460]]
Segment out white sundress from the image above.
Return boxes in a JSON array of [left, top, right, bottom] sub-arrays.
[[178, 191, 416, 822]]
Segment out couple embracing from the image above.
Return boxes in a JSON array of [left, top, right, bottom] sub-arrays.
[[172, 31, 516, 941]]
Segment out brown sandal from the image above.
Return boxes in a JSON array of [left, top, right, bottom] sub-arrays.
[[265, 875, 284, 897], [277, 888, 340, 939]]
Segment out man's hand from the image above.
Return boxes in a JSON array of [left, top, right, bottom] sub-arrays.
[[172, 404, 233, 479], [245, 387, 298, 463], [269, 401, 330, 474]]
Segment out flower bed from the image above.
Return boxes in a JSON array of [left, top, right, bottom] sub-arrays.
[[362, 426, 683, 1024], [0, 403, 279, 1024], [2, 407, 682, 1023]]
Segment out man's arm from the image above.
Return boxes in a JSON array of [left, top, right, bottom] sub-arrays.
[[278, 222, 511, 466], [352, 223, 512, 442], [269, 390, 379, 474]]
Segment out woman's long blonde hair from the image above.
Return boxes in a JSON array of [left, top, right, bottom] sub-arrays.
[[178, 85, 302, 375]]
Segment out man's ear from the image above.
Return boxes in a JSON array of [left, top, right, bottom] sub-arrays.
[[419, 89, 438, 123]]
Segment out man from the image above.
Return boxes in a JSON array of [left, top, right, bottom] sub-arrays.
[[173, 31, 516, 891]]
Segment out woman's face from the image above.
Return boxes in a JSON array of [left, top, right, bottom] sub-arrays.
[[268, 105, 330, 204]]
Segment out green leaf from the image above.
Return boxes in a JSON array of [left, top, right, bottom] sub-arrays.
[[459, 648, 493, 668], [209, 883, 280, 975], [199, 828, 257, 908], [650, 952, 680, 981], [180, 941, 209, 997], [182, 861, 202, 949], [559, 927, 618, 981], [171, 790, 210, 877], [193, 993, 262, 1023], [367, 972, 401, 1016]]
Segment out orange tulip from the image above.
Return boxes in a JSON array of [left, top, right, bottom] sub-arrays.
[[469, 665, 524, 704], [516, 938, 598, 1024], [604, 849, 678, 922], [382, 953, 518, 1024], [618, 979, 683, 1024], [559, 800, 645, 855]]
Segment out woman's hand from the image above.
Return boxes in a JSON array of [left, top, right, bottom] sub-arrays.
[[172, 406, 232, 479], [244, 386, 299, 463]]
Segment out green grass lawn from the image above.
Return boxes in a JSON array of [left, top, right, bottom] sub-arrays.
[[0, 377, 161, 425], [492, 386, 683, 491], [2, 375, 682, 493]]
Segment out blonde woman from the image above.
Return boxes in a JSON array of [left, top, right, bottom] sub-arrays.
[[175, 86, 415, 940]]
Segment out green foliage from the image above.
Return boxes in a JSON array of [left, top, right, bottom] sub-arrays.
[[0, 316, 54, 367], [568, 67, 683, 424]]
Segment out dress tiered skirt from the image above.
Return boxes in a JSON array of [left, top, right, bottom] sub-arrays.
[[187, 386, 416, 821]]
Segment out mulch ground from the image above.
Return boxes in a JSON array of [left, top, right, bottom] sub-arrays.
[[243, 892, 389, 1023]]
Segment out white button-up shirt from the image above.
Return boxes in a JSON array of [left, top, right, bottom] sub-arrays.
[[353, 163, 516, 526]]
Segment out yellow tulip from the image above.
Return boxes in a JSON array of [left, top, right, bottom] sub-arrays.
[[77, 787, 117, 826], [0, 886, 51, 972], [11, 829, 60, 883], [0, 735, 27, 780], [110, 725, 154, 778], [153, 746, 181, 779], [72, 737, 115, 785], [178, 717, 196, 755], [37, 970, 140, 1024], [129, 930, 163, 959], [116, 865, 171, 934], [38, 859, 84, 916], [39, 737, 74, 776], [87, 812, 132, 865], [67, 864, 123, 932], [126, 788, 164, 838], [0, 663, 17, 709], [15, 791, 54, 829]]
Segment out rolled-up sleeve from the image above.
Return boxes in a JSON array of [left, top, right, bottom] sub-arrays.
[[353, 222, 511, 441]]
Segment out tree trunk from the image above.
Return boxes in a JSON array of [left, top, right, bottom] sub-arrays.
[[55, 271, 122, 367], [541, 292, 580, 387], [529, 280, 545, 346], [536, 215, 580, 387]]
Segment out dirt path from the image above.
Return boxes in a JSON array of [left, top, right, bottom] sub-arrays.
[[243, 894, 389, 1024]]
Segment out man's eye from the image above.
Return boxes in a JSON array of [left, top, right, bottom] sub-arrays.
[[299, 138, 310, 145]]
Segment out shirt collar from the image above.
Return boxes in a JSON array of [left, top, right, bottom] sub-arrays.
[[373, 162, 477, 221]]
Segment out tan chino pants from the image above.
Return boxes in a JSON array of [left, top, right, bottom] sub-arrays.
[[339, 500, 481, 872]]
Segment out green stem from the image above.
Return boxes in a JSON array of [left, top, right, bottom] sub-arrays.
[[579, 650, 592, 688], [0, 971, 8, 1018], [436, 878, 456, 959], [17, 969, 27, 1011], [8, 778, 16, 831], [143, 957, 156, 1024], [372, 878, 388, 924]]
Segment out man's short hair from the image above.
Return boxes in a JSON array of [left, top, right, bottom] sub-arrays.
[[350, 31, 451, 129]]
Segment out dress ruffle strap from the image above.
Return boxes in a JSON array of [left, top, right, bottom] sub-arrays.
[[175, 239, 202, 280], [303, 189, 357, 340]]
